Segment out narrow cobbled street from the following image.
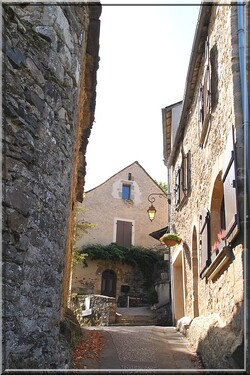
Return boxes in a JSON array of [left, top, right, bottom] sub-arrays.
[[73, 325, 204, 372]]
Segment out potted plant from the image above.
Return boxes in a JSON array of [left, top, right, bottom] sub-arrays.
[[160, 233, 182, 247]]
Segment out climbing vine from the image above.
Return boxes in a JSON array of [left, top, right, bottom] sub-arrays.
[[79, 243, 165, 288]]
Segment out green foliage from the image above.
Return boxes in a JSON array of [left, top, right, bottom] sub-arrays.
[[72, 203, 95, 267], [80, 243, 165, 288], [160, 233, 182, 245], [155, 181, 168, 194], [72, 249, 88, 268]]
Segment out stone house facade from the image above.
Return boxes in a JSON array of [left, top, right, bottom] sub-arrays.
[[71, 161, 169, 305], [3, 3, 101, 370], [162, 3, 248, 370]]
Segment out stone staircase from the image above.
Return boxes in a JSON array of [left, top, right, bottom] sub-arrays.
[[111, 307, 156, 326]]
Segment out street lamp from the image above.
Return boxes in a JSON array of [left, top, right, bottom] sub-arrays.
[[147, 193, 169, 222]]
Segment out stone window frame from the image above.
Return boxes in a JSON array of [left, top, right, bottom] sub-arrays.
[[198, 37, 211, 148]]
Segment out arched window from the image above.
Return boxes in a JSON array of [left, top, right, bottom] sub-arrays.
[[210, 172, 226, 259], [200, 128, 239, 278]]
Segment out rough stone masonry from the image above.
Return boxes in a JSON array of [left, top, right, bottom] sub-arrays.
[[2, 3, 101, 369]]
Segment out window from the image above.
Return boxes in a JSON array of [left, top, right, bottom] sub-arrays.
[[200, 127, 239, 278], [174, 151, 191, 208], [116, 220, 132, 248], [198, 37, 211, 147], [221, 127, 239, 242], [200, 209, 211, 275], [175, 169, 181, 206], [122, 184, 131, 200], [210, 172, 226, 260], [210, 44, 218, 111]]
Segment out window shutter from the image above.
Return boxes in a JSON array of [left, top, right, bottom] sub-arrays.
[[187, 151, 191, 194], [205, 37, 209, 66], [198, 84, 204, 137], [116, 220, 132, 248], [199, 38, 211, 147], [180, 163, 185, 202], [204, 66, 211, 117], [182, 153, 190, 195], [200, 209, 210, 275], [175, 169, 181, 206], [222, 128, 239, 243]]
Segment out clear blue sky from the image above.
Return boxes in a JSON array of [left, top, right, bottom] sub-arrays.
[[84, 4, 200, 191]]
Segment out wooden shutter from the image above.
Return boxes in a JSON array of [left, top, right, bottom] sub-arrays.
[[198, 84, 204, 138], [175, 169, 181, 206], [205, 37, 209, 66], [187, 151, 191, 194], [203, 66, 211, 118], [116, 220, 132, 248], [199, 38, 211, 146], [200, 209, 211, 275], [182, 152, 190, 195], [222, 128, 239, 243]]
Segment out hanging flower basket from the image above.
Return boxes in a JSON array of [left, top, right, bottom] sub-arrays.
[[160, 233, 182, 247]]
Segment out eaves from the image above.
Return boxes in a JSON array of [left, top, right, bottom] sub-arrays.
[[168, 4, 212, 167]]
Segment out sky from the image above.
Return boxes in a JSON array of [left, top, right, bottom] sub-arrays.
[[84, 4, 201, 191]]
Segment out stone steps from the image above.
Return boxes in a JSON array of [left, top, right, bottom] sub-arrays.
[[112, 313, 155, 326]]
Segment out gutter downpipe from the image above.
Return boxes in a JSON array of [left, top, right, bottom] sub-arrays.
[[237, 2, 249, 372], [237, 3, 249, 217]]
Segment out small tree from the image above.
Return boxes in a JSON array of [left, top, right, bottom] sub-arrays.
[[155, 180, 168, 194], [72, 203, 95, 267]]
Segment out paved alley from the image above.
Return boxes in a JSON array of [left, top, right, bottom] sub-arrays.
[[77, 325, 204, 372]]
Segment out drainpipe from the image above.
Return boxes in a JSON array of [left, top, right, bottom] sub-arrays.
[[237, 3, 249, 219], [237, 3, 249, 372]]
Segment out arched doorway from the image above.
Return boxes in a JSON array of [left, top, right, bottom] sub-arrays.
[[192, 226, 199, 318], [101, 269, 117, 297]]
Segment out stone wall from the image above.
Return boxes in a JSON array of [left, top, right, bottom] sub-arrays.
[[2, 3, 101, 370], [71, 294, 116, 326], [72, 259, 147, 301], [168, 4, 245, 369]]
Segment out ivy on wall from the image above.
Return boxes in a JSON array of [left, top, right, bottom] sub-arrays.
[[79, 243, 165, 288]]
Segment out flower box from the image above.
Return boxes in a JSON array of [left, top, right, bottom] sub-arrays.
[[160, 233, 182, 247]]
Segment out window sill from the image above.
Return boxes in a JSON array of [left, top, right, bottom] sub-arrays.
[[202, 245, 234, 282]]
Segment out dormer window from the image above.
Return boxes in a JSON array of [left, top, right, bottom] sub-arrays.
[[122, 184, 131, 200]]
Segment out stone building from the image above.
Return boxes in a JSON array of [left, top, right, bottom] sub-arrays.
[[3, 3, 101, 370], [72, 161, 169, 306], [162, 3, 248, 370]]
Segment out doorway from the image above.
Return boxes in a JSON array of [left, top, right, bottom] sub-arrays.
[[192, 227, 199, 317], [172, 250, 185, 323], [101, 269, 117, 297]]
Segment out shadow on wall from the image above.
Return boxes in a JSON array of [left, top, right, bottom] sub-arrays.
[[187, 301, 244, 370], [183, 242, 192, 270]]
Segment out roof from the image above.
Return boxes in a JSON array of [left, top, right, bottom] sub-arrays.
[[166, 4, 212, 166], [162, 101, 183, 163], [85, 160, 167, 195]]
